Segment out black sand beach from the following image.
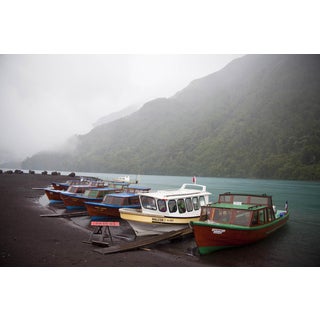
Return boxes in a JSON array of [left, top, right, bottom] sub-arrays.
[[0, 173, 204, 267]]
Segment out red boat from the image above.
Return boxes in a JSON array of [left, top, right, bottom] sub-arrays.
[[59, 187, 118, 210], [45, 180, 105, 202], [190, 193, 289, 254]]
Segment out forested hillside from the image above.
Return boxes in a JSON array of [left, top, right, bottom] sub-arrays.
[[22, 55, 320, 180]]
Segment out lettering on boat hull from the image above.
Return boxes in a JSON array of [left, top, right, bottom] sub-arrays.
[[211, 228, 226, 235]]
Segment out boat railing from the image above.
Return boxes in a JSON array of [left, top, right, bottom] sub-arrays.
[[180, 183, 207, 191]]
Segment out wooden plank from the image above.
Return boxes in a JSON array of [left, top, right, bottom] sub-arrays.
[[94, 227, 192, 255], [40, 212, 88, 218], [91, 240, 110, 247]]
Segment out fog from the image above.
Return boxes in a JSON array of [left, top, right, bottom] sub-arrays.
[[0, 54, 242, 163]]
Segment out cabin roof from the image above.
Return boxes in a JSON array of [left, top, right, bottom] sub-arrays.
[[141, 184, 211, 199], [106, 193, 139, 198], [210, 202, 267, 211], [90, 187, 117, 191]]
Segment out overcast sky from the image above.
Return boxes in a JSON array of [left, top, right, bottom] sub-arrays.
[[1, 1, 318, 164], [0, 54, 242, 161]]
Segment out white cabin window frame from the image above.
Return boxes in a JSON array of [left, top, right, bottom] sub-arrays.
[[185, 197, 193, 212], [192, 197, 200, 210], [141, 196, 157, 210], [157, 199, 167, 212], [168, 199, 177, 213]]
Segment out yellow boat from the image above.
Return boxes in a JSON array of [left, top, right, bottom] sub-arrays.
[[119, 184, 212, 236]]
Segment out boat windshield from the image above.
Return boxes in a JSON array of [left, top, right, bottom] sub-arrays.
[[105, 196, 123, 205], [141, 196, 157, 210], [201, 207, 254, 226], [67, 186, 85, 193], [85, 189, 100, 198]]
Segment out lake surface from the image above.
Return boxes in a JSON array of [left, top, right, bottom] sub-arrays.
[[45, 171, 320, 266]]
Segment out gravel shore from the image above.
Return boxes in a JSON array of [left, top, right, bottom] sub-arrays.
[[0, 173, 204, 267]]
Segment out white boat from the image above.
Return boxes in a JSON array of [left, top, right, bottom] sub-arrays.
[[113, 176, 131, 183], [119, 184, 212, 236]]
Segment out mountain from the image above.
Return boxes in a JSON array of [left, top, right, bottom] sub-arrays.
[[22, 55, 320, 180], [93, 104, 140, 127]]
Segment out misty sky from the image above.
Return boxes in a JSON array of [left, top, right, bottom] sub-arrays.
[[0, 54, 242, 162]]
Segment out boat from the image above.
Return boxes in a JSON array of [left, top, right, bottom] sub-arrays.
[[51, 179, 81, 191], [59, 187, 119, 210], [113, 176, 131, 183], [44, 187, 66, 201], [85, 193, 141, 218], [85, 186, 150, 217], [119, 184, 212, 236], [190, 192, 289, 254], [51, 176, 105, 191], [107, 175, 140, 185], [44, 180, 106, 203]]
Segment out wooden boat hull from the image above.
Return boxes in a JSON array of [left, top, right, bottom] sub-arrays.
[[44, 189, 63, 201], [60, 194, 103, 210], [86, 204, 121, 218], [191, 213, 289, 254], [85, 203, 140, 218], [120, 209, 200, 236]]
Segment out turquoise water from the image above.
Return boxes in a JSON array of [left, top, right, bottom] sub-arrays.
[[21, 168, 320, 216], [69, 172, 320, 215]]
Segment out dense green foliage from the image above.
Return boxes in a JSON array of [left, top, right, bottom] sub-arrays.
[[22, 55, 320, 180]]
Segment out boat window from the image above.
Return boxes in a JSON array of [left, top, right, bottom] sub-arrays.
[[251, 211, 259, 225], [141, 196, 157, 210], [214, 209, 231, 224], [192, 197, 200, 210], [199, 196, 206, 206], [219, 195, 232, 203], [102, 190, 112, 197], [87, 190, 99, 198], [105, 196, 123, 206], [129, 196, 140, 206], [177, 199, 186, 213], [250, 196, 269, 206], [68, 186, 77, 193], [233, 210, 252, 226], [200, 207, 210, 221], [168, 200, 177, 213], [157, 199, 167, 212], [259, 209, 265, 224], [185, 198, 193, 212], [76, 188, 85, 193], [267, 208, 275, 222], [232, 195, 248, 204]]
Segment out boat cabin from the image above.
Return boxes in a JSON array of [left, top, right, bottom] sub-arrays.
[[200, 202, 276, 226], [102, 193, 140, 206], [138, 184, 211, 217], [107, 181, 130, 191], [65, 185, 91, 194], [82, 187, 117, 199]]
